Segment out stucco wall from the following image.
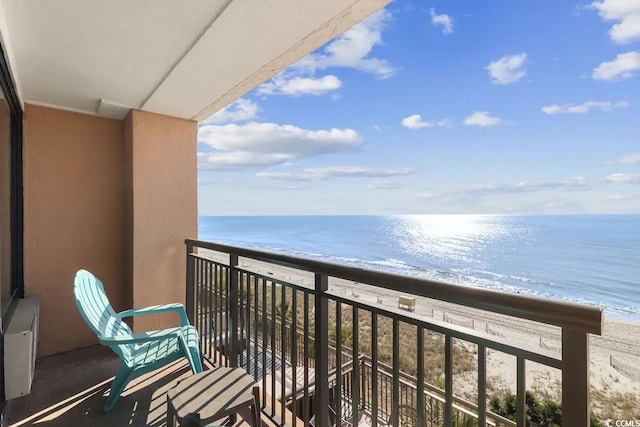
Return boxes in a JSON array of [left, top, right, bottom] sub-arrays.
[[124, 110, 197, 333], [23, 104, 126, 356]]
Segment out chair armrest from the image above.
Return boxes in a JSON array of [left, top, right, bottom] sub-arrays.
[[98, 327, 182, 345], [117, 303, 189, 326]]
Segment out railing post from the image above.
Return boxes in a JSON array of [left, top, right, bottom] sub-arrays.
[[229, 254, 239, 368], [562, 328, 590, 426], [185, 242, 195, 325], [314, 272, 329, 427]]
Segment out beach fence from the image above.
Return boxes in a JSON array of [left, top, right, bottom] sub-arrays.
[[443, 312, 475, 329], [610, 356, 640, 381]]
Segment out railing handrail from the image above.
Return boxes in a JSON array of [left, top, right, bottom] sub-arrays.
[[186, 239, 603, 334]]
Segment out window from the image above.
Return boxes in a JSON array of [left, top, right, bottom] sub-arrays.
[[0, 41, 23, 330]]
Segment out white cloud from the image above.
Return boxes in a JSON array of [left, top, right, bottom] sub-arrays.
[[368, 180, 405, 190], [463, 111, 502, 127], [604, 173, 640, 183], [541, 100, 628, 114], [257, 9, 395, 98], [589, 0, 640, 44], [267, 184, 308, 190], [200, 98, 258, 124], [430, 8, 454, 35], [198, 151, 288, 171], [255, 172, 314, 182], [198, 122, 362, 170], [592, 51, 640, 80], [298, 9, 395, 78], [416, 192, 438, 200], [607, 194, 632, 201], [401, 114, 451, 129], [486, 53, 527, 85], [618, 152, 640, 164], [458, 184, 500, 194], [257, 75, 342, 96], [257, 166, 415, 182], [457, 177, 591, 194]]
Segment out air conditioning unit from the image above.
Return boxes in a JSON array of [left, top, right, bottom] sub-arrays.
[[4, 298, 39, 400]]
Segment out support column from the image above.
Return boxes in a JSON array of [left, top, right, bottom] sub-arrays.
[[124, 110, 197, 332]]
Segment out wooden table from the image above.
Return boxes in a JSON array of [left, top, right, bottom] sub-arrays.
[[167, 367, 260, 427]]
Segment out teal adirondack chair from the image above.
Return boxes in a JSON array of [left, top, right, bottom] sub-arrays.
[[73, 269, 204, 411]]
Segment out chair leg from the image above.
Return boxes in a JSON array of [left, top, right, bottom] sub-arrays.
[[188, 347, 203, 373], [104, 364, 133, 412]]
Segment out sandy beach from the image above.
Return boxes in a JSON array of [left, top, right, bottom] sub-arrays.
[[200, 249, 640, 418]]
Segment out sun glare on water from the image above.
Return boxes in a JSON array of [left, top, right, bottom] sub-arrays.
[[392, 214, 509, 264]]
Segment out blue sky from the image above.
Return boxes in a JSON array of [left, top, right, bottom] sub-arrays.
[[198, 0, 640, 215]]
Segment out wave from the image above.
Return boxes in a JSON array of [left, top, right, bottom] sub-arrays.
[[200, 230, 639, 321]]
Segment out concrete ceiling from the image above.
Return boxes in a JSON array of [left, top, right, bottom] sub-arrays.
[[0, 0, 390, 121]]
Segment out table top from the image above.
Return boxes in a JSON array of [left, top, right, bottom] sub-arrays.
[[167, 367, 258, 422]]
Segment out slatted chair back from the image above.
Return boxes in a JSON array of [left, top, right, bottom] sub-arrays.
[[73, 270, 134, 363]]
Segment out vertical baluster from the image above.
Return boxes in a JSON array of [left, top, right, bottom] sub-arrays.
[[270, 280, 276, 416], [201, 259, 206, 353], [386, 372, 390, 418], [351, 306, 360, 426], [229, 254, 239, 368], [213, 264, 222, 366], [222, 264, 227, 366], [224, 264, 230, 367], [238, 271, 243, 369], [391, 319, 400, 427], [245, 272, 250, 369], [335, 302, 342, 425], [303, 291, 310, 427], [211, 264, 219, 364], [517, 356, 526, 427], [253, 273, 259, 381], [242, 272, 248, 369], [185, 243, 195, 325], [291, 289, 298, 425], [314, 273, 329, 427], [198, 258, 204, 352], [262, 277, 268, 409], [417, 327, 424, 427], [280, 283, 286, 421], [359, 357, 363, 412], [371, 313, 378, 427], [200, 259, 206, 357], [444, 335, 453, 426], [478, 344, 486, 427], [207, 261, 213, 360]]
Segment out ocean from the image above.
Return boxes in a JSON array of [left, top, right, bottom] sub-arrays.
[[198, 215, 640, 321]]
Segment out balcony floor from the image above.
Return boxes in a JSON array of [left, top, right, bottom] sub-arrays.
[[7, 345, 268, 427]]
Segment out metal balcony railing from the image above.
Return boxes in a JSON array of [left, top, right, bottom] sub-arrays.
[[185, 239, 602, 427]]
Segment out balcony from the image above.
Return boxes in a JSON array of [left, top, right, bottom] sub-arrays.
[[7, 239, 602, 427]]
